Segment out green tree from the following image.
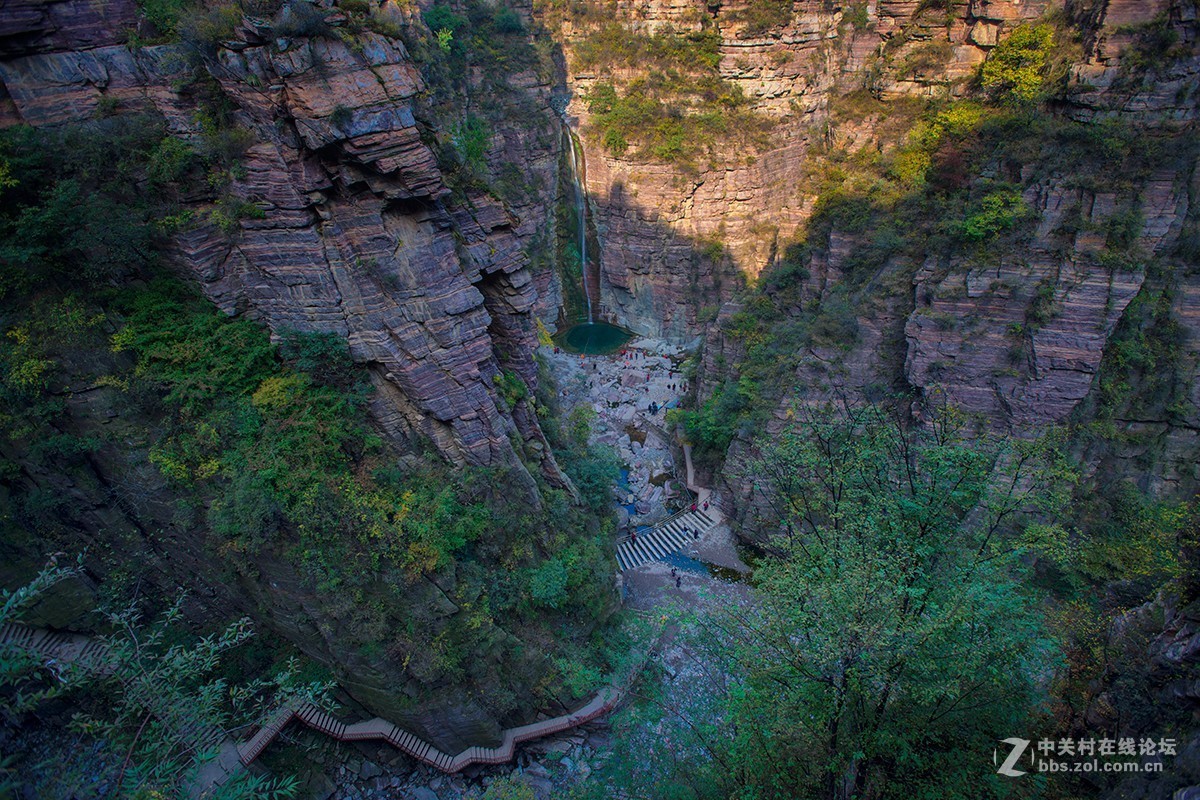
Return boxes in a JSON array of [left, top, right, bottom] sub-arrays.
[[981, 24, 1055, 104], [1, 565, 326, 799], [602, 399, 1070, 799]]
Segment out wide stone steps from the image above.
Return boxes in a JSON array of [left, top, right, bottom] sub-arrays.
[[615, 509, 716, 572]]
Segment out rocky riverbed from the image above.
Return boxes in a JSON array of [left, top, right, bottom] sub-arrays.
[[544, 337, 695, 530]]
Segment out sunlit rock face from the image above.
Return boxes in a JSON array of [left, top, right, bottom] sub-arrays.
[[556, 0, 1060, 340], [0, 0, 566, 481]]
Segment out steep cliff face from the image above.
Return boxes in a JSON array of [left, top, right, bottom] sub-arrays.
[[0, 0, 564, 480], [0, 0, 599, 751], [548, 0, 1199, 517], [696, 0, 1200, 522], [551, 0, 1062, 338]]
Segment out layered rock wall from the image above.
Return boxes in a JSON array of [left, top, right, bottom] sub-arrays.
[[0, 0, 572, 748], [554, 0, 1059, 338], [0, 0, 564, 479]]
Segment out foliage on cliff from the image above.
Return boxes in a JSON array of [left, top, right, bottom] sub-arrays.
[[0, 110, 618, 730], [676, 92, 1185, 466], [589, 400, 1075, 798], [540, 0, 773, 165], [2, 562, 326, 798]]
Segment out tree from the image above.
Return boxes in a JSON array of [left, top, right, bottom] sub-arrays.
[[981, 24, 1055, 105], [601, 398, 1070, 799], [728, 400, 1069, 798], [1, 563, 329, 799]]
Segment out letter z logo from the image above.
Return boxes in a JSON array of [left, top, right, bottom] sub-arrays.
[[995, 738, 1031, 777]]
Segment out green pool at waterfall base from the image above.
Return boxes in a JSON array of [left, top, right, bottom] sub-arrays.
[[557, 322, 633, 355]]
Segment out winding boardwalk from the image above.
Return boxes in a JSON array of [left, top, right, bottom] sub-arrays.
[[238, 685, 626, 772], [3, 444, 709, 778], [1, 618, 660, 777]]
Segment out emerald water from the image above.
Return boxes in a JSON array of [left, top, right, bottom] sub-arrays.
[[557, 321, 632, 355]]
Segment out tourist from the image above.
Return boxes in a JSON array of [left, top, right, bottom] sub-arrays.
[[692, 528, 699, 540], [670, 566, 677, 578], [675, 576, 682, 589], [690, 502, 697, 513], [703, 500, 709, 512]]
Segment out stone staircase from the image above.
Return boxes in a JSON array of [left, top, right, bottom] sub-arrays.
[[616, 507, 717, 571]]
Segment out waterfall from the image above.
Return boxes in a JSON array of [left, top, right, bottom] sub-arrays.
[[563, 125, 593, 324]]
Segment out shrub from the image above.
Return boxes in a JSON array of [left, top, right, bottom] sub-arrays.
[[529, 558, 569, 609], [901, 40, 953, 78], [453, 115, 490, 174], [844, 2, 870, 30], [493, 369, 528, 409], [177, 3, 243, 54], [329, 104, 352, 129], [493, 8, 524, 34], [147, 136, 197, 185], [731, 0, 794, 38], [137, 0, 191, 37], [272, 2, 333, 38], [981, 23, 1055, 104], [424, 3, 467, 53], [960, 188, 1029, 241]]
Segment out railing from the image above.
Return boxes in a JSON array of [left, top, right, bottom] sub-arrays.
[[3, 616, 667, 777], [236, 619, 666, 772], [616, 502, 693, 546]]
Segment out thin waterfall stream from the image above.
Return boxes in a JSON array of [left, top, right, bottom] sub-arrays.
[[555, 118, 631, 355], [564, 127, 593, 324]]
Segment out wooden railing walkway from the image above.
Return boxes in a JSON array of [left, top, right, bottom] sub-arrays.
[[238, 686, 623, 771], [1, 618, 662, 776], [237, 623, 661, 770]]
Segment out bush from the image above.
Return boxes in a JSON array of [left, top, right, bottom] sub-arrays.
[[272, 2, 333, 38], [529, 558, 569, 608], [453, 115, 490, 175], [731, 0, 793, 38], [960, 188, 1029, 241], [493, 369, 528, 409], [981, 23, 1055, 104], [844, 2, 870, 30], [423, 3, 468, 54], [493, 8, 524, 34], [178, 3, 243, 54], [137, 0, 191, 37]]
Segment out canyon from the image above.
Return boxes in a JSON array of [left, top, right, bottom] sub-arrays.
[[1, 0, 1199, 795]]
